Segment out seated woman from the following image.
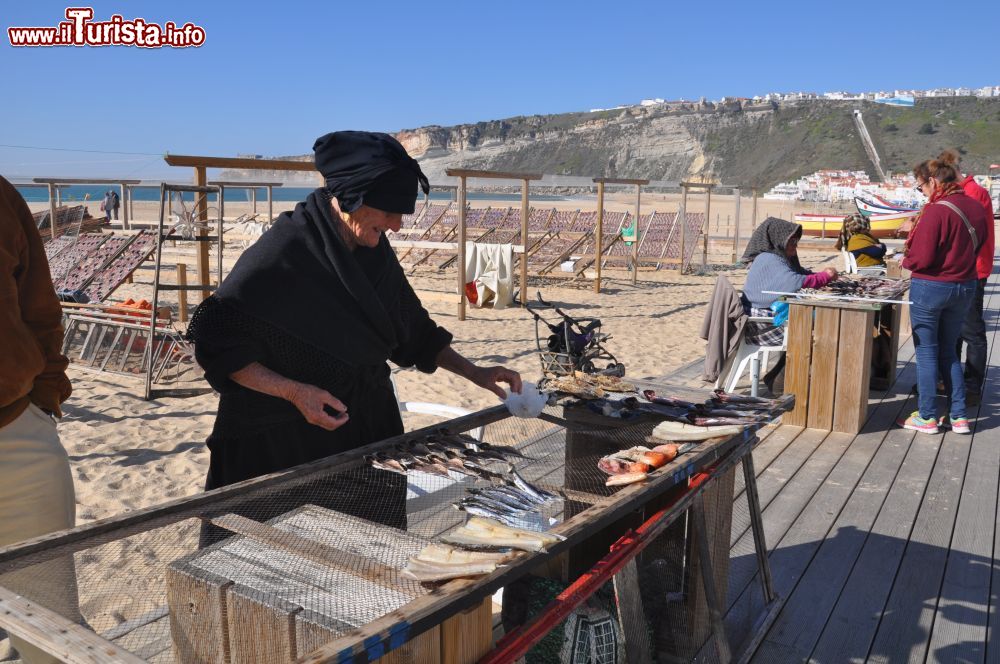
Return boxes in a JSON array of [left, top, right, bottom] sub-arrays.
[[740, 217, 838, 390], [836, 213, 887, 267]]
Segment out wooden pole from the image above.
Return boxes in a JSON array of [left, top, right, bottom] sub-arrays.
[[732, 188, 742, 264], [176, 263, 188, 322], [251, 187, 257, 216], [632, 183, 641, 286], [678, 185, 689, 274], [267, 186, 273, 223], [118, 183, 126, 229], [595, 182, 605, 293], [702, 186, 712, 268], [194, 167, 211, 302], [129, 185, 135, 220], [457, 176, 467, 321], [751, 188, 759, 230], [520, 179, 529, 307], [47, 183, 57, 240], [122, 184, 130, 230]]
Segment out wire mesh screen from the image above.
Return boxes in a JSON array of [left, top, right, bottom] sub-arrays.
[[0, 392, 778, 664]]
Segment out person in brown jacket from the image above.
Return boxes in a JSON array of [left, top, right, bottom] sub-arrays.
[[0, 175, 81, 664]]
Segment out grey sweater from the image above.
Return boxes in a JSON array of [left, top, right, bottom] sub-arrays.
[[742, 252, 810, 310]]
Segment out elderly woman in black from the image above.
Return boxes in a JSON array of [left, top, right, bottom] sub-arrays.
[[188, 131, 521, 533]]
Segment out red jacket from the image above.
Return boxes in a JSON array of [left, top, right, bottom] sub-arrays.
[[960, 174, 995, 279], [902, 192, 988, 283]]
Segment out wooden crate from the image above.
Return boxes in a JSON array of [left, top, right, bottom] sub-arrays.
[[784, 301, 878, 433], [166, 505, 470, 663]]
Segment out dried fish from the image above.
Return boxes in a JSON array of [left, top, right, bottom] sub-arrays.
[[441, 517, 563, 552], [641, 390, 700, 410], [606, 472, 648, 487], [415, 544, 513, 566], [365, 452, 407, 475], [509, 467, 556, 502], [711, 389, 782, 410], [651, 420, 745, 442], [400, 557, 500, 582]]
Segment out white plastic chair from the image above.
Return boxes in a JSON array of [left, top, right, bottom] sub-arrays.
[[842, 248, 888, 276], [389, 370, 485, 441], [715, 316, 787, 397]]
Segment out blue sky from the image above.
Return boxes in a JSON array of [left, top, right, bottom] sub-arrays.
[[1, 0, 994, 179]]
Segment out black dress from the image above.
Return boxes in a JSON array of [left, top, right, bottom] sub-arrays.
[[185, 190, 452, 537]]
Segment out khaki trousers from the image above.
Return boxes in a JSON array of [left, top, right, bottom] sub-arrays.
[[0, 404, 80, 664]]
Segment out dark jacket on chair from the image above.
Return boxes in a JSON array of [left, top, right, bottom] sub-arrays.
[[700, 276, 747, 382]]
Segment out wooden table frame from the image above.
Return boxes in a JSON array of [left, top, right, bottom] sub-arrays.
[[784, 299, 884, 433]]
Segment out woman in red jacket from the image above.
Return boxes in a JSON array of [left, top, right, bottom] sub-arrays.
[[898, 159, 988, 434], [938, 149, 994, 404]]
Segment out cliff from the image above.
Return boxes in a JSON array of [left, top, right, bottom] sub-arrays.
[[397, 97, 1000, 189]]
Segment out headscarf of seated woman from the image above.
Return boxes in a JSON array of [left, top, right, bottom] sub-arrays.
[[313, 131, 430, 213], [741, 216, 808, 274], [835, 213, 871, 250]]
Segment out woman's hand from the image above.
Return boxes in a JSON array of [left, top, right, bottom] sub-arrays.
[[471, 366, 523, 400], [823, 266, 839, 279], [286, 383, 349, 431]]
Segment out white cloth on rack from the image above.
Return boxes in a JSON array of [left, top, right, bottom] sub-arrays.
[[464, 242, 514, 309]]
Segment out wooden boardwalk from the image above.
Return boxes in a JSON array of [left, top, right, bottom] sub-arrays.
[[713, 270, 1000, 663]]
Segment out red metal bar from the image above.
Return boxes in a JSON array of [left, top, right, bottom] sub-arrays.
[[479, 467, 717, 664]]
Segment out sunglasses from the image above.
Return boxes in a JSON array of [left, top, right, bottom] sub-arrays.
[[914, 182, 927, 192]]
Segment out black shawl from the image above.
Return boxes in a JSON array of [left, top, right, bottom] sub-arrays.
[[214, 189, 406, 367], [741, 216, 808, 274]]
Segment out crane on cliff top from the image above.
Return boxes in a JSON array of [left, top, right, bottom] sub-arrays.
[[852, 109, 888, 182]]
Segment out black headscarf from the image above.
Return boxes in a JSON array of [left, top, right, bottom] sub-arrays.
[[741, 216, 808, 274], [313, 131, 429, 214], [214, 190, 406, 366]]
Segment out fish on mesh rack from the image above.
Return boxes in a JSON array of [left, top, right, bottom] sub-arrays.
[[366, 432, 533, 480]]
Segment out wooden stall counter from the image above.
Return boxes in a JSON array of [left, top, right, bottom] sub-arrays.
[[784, 298, 905, 433]]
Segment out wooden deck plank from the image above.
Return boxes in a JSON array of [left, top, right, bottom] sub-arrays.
[[803, 311, 989, 664], [724, 428, 831, 612], [748, 361, 920, 661], [803, 407, 943, 663], [861, 276, 1000, 663], [923, 280, 1000, 662]]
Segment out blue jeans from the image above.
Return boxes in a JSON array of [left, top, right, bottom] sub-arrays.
[[909, 278, 977, 420]]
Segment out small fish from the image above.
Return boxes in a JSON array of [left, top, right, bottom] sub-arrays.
[[455, 503, 521, 527], [463, 449, 508, 464], [469, 488, 534, 512], [484, 486, 538, 510], [460, 497, 522, 516], [476, 442, 532, 460], [366, 453, 407, 475], [509, 468, 555, 503]]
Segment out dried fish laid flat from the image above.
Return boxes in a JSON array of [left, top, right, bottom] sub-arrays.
[[650, 420, 745, 442], [441, 517, 565, 553], [401, 544, 517, 583]]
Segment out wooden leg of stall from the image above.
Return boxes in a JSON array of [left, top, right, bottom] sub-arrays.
[[676, 466, 736, 659], [440, 596, 493, 664]]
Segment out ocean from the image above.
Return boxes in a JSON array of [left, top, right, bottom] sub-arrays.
[[15, 185, 570, 204]]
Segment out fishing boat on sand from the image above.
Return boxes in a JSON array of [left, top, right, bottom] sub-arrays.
[[854, 195, 919, 217], [793, 209, 917, 238]]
